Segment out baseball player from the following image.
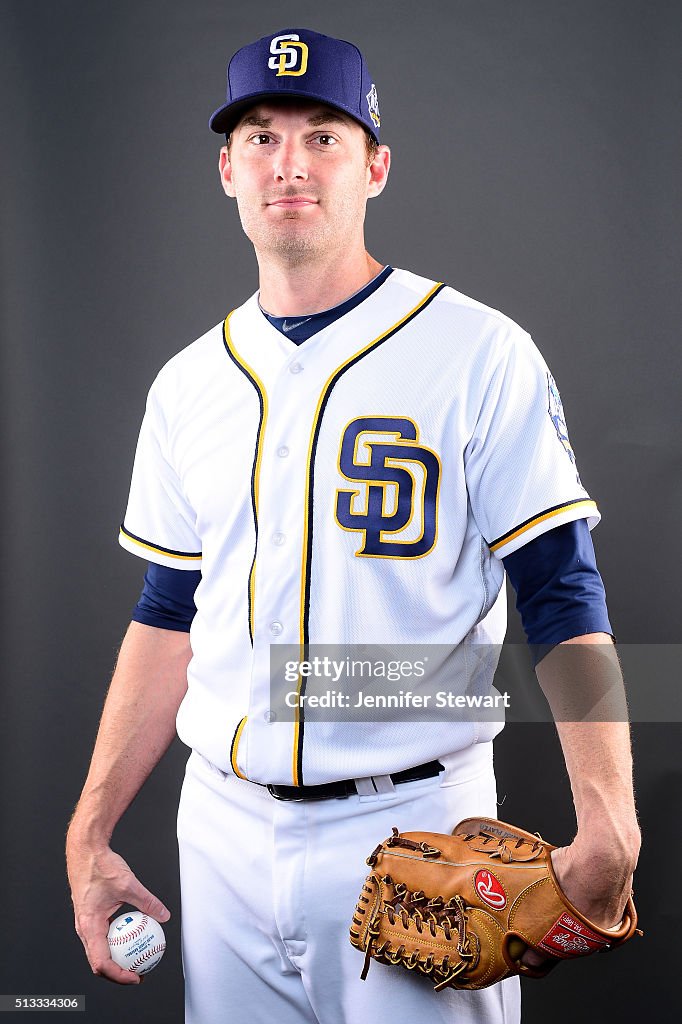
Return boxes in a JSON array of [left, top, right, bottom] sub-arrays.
[[66, 28, 640, 1024]]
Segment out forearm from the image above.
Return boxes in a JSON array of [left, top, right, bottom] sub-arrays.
[[68, 621, 191, 847], [536, 633, 639, 846]]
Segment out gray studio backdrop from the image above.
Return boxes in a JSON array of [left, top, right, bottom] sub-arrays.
[[1, 1, 679, 1020]]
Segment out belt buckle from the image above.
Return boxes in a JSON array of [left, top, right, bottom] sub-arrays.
[[266, 782, 352, 801], [266, 784, 304, 801]]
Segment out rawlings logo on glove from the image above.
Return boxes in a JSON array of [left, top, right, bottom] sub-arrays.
[[350, 817, 641, 991]]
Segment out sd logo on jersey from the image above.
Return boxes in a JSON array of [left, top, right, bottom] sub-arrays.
[[335, 417, 440, 558], [268, 34, 309, 77]]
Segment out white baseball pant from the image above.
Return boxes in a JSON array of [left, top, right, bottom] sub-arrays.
[[177, 743, 521, 1023]]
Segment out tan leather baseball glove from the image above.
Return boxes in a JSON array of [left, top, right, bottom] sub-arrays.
[[350, 817, 640, 990]]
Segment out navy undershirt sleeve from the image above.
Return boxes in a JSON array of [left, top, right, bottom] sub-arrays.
[[131, 522, 611, 654], [132, 562, 201, 632], [502, 519, 613, 665]]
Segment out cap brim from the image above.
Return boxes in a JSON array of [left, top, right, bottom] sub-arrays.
[[209, 91, 378, 140]]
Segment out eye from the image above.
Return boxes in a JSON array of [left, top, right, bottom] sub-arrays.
[[314, 134, 338, 146], [249, 133, 273, 146]]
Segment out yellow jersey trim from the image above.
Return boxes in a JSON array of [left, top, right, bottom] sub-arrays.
[[230, 717, 248, 780], [223, 314, 269, 644], [292, 281, 445, 786], [489, 499, 598, 553], [119, 525, 201, 561]]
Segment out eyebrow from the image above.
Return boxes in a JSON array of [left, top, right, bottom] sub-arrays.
[[237, 111, 351, 131], [306, 112, 350, 127]]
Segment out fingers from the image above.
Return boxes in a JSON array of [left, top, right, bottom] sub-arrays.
[[75, 913, 141, 986], [503, 932, 551, 971], [125, 879, 171, 924], [519, 945, 551, 970]]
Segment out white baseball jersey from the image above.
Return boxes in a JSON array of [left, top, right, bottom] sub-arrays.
[[119, 268, 598, 785]]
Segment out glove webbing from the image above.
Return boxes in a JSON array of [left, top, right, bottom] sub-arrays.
[[356, 874, 476, 990]]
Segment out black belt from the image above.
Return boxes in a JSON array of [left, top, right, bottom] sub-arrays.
[[266, 760, 444, 802]]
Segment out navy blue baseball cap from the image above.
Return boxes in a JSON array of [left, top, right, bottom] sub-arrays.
[[209, 28, 381, 142]]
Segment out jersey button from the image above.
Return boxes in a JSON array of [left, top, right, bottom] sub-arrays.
[[277, 445, 289, 458], [272, 532, 286, 546], [269, 621, 283, 636], [289, 362, 303, 374]]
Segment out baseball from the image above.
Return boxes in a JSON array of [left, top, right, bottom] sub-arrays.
[[107, 911, 166, 975]]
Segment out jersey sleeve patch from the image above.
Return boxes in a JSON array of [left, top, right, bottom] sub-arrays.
[[465, 327, 597, 558], [547, 371, 581, 485]]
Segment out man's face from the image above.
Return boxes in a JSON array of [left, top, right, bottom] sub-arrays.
[[219, 99, 389, 264]]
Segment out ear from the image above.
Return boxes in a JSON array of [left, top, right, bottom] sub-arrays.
[[367, 144, 391, 199], [219, 146, 236, 198]]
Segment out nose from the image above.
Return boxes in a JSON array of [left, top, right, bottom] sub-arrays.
[[272, 138, 309, 183]]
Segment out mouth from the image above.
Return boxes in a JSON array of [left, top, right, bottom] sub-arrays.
[[267, 197, 318, 208]]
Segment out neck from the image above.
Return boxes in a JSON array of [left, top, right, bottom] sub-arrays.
[[257, 248, 384, 316]]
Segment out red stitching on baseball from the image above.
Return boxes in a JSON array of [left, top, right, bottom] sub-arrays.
[[128, 943, 166, 971]]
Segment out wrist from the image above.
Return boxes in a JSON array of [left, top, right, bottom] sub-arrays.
[[571, 777, 638, 833], [66, 805, 115, 853], [572, 818, 641, 871], [574, 798, 640, 837]]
